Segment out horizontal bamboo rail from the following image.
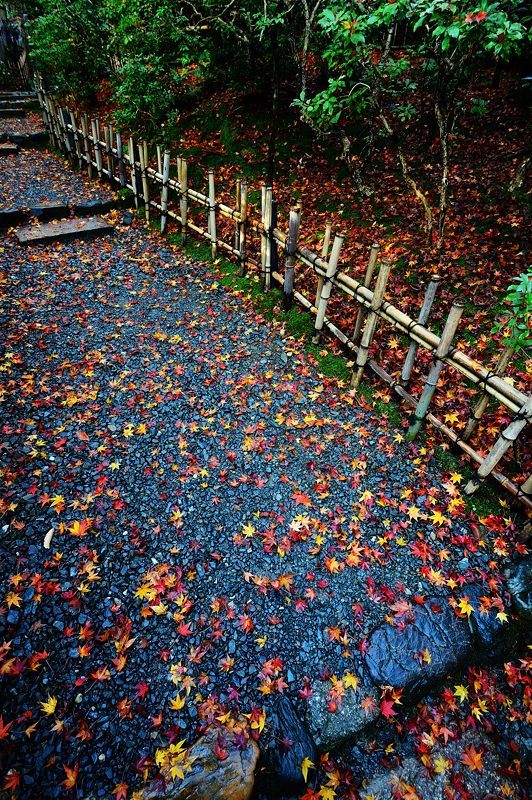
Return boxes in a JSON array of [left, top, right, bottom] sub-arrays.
[[35, 80, 531, 512]]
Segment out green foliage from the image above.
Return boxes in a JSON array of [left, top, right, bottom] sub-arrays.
[[492, 271, 532, 354]]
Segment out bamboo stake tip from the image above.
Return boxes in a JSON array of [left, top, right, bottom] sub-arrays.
[[371, 242, 380, 250], [431, 274, 442, 282]]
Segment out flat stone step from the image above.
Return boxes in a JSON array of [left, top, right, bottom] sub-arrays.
[[16, 216, 114, 246], [0, 108, 27, 118], [0, 199, 117, 228], [0, 99, 35, 108], [0, 91, 36, 99], [0, 131, 47, 145], [0, 142, 18, 155]]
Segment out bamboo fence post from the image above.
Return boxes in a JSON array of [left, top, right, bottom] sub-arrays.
[[350, 258, 393, 390], [156, 145, 162, 175], [91, 119, 103, 179], [352, 243, 380, 345], [400, 274, 441, 386], [312, 233, 344, 344], [61, 107, 74, 164], [238, 180, 248, 276], [207, 169, 217, 259], [103, 124, 112, 181], [69, 109, 82, 170], [463, 342, 516, 440], [260, 185, 267, 283], [263, 186, 273, 291], [160, 150, 171, 234], [464, 397, 532, 495], [406, 299, 465, 440], [271, 197, 279, 274], [108, 123, 115, 182], [81, 114, 92, 178], [178, 158, 188, 243], [139, 140, 150, 223], [129, 137, 140, 208], [45, 96, 57, 149], [315, 221, 333, 309], [116, 131, 126, 188], [234, 178, 241, 252], [283, 205, 301, 311]]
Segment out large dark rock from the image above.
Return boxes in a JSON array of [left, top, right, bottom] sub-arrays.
[[306, 674, 379, 752], [466, 584, 517, 662], [365, 600, 472, 697], [259, 696, 317, 793], [507, 556, 532, 621], [143, 728, 259, 800]]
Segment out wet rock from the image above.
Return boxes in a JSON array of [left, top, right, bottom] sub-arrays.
[[306, 676, 379, 752], [365, 600, 472, 698], [144, 728, 259, 800], [467, 584, 516, 661], [507, 556, 532, 621], [260, 696, 317, 793]]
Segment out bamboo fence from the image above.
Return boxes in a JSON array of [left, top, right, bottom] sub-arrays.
[[35, 81, 531, 513]]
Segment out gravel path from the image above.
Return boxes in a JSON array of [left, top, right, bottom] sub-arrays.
[[0, 131, 527, 800], [0, 147, 114, 209]]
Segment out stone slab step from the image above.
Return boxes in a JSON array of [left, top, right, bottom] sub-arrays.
[[0, 199, 117, 228], [0, 142, 18, 155], [0, 99, 36, 108], [16, 216, 114, 246], [0, 131, 47, 145], [0, 108, 27, 118], [0, 91, 36, 98]]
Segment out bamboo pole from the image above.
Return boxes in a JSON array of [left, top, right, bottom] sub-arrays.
[[352, 243, 380, 345], [271, 198, 279, 274], [234, 178, 241, 253], [407, 300, 465, 440], [464, 397, 532, 495], [260, 185, 267, 284], [160, 150, 171, 234], [116, 131, 126, 187], [238, 180, 248, 276], [139, 141, 150, 223], [208, 169, 217, 259], [91, 119, 103, 179], [283, 205, 301, 311], [315, 221, 333, 309], [103, 124, 112, 181], [61, 107, 74, 164], [400, 274, 441, 386], [108, 123, 115, 182], [312, 233, 344, 344], [129, 137, 140, 208], [263, 187, 273, 291], [463, 342, 515, 440], [178, 158, 188, 243], [81, 114, 92, 178], [156, 145, 162, 175], [69, 109, 82, 170], [350, 258, 393, 390]]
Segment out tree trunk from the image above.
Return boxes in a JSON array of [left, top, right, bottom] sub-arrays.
[[266, 28, 279, 184], [434, 100, 449, 248]]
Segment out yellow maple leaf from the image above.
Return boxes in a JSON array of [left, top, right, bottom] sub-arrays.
[[343, 672, 359, 691], [457, 596, 474, 617], [454, 684, 469, 703], [40, 695, 58, 715], [433, 753, 450, 774], [301, 756, 314, 782], [169, 695, 186, 711]]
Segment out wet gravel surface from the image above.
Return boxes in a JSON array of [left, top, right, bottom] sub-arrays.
[[0, 147, 114, 209]]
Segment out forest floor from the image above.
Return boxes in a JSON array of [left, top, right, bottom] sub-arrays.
[[0, 126, 530, 800]]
